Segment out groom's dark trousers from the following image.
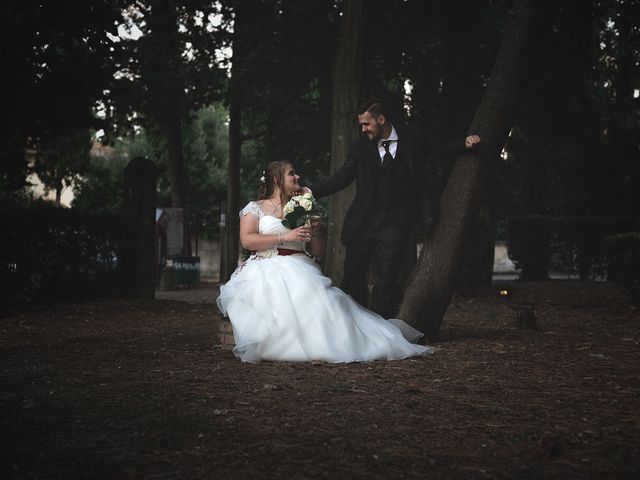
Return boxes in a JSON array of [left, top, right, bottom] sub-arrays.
[[341, 220, 410, 319]]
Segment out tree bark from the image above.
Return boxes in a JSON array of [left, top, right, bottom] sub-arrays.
[[399, 0, 551, 341], [219, 0, 246, 283], [165, 114, 186, 208], [324, 0, 363, 284], [164, 112, 191, 256], [220, 79, 242, 282], [146, 0, 190, 257], [55, 177, 62, 207]]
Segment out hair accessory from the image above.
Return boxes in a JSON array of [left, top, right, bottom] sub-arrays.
[[260, 170, 266, 184]]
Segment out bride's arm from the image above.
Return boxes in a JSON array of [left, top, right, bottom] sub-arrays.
[[239, 214, 311, 251]]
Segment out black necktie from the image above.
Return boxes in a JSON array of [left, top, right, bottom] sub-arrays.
[[381, 140, 393, 165]]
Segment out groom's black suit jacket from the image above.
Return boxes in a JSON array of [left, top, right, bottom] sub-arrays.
[[311, 124, 465, 246]]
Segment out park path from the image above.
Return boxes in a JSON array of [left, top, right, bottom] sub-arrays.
[[155, 279, 220, 305]]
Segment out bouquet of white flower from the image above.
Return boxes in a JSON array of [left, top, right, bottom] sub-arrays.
[[281, 192, 325, 229]]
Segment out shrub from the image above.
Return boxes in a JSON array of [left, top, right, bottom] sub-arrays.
[[507, 215, 550, 280], [508, 216, 640, 280], [603, 233, 640, 305]]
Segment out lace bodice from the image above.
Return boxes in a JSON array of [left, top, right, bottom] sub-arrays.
[[239, 201, 266, 219], [239, 201, 304, 256]]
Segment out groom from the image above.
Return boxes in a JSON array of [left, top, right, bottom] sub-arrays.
[[310, 98, 481, 319]]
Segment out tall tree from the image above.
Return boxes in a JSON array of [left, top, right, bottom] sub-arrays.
[[108, 1, 227, 255], [399, 0, 552, 340], [138, 0, 190, 253], [32, 128, 92, 205], [601, 0, 640, 215], [324, 0, 364, 284], [219, 0, 248, 282], [219, 0, 337, 281], [540, 0, 605, 217], [1, 0, 39, 202]]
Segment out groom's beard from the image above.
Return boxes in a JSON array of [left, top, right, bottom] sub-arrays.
[[363, 132, 375, 141], [365, 128, 383, 142]]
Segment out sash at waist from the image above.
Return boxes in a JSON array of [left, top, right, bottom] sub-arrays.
[[277, 248, 304, 256]]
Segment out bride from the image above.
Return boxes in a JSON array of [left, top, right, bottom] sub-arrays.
[[216, 161, 433, 363]]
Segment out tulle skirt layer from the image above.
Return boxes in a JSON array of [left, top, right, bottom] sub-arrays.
[[216, 254, 432, 363]]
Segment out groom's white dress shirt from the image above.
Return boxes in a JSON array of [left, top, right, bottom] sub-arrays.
[[377, 125, 399, 163]]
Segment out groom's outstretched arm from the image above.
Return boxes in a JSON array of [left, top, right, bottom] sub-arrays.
[[433, 135, 482, 157], [308, 148, 358, 199], [414, 127, 483, 206], [427, 133, 483, 183]]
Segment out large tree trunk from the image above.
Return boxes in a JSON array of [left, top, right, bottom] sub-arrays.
[[165, 114, 186, 208], [54, 177, 62, 207], [220, 79, 242, 282], [399, 0, 551, 341], [147, 0, 190, 257], [219, 0, 246, 283], [324, 0, 363, 284], [164, 112, 191, 256]]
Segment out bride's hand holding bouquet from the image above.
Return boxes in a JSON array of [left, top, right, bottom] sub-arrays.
[[282, 192, 326, 257], [281, 192, 325, 230]]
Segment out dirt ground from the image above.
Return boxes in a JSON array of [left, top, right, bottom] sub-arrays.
[[1, 280, 639, 479]]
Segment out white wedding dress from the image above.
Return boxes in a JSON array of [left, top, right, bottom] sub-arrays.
[[216, 201, 433, 363]]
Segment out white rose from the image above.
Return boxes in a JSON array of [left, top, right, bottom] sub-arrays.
[[283, 202, 294, 215], [298, 198, 313, 211], [302, 192, 314, 200]]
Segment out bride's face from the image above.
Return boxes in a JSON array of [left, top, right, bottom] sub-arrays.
[[282, 165, 301, 196]]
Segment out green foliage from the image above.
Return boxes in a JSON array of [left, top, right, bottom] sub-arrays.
[[228, 0, 337, 198], [75, 104, 229, 238], [508, 215, 640, 280], [0, 134, 31, 206], [32, 127, 93, 205], [183, 106, 229, 238], [105, 1, 228, 139], [499, 0, 640, 222], [72, 146, 129, 213], [2, 0, 639, 249], [1, 0, 123, 202], [0, 206, 127, 303]]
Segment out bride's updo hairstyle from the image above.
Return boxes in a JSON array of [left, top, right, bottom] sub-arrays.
[[258, 161, 291, 204]]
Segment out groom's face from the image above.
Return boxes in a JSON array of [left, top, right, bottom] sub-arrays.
[[358, 112, 385, 141]]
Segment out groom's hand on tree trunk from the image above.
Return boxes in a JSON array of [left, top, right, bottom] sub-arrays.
[[464, 135, 482, 149]]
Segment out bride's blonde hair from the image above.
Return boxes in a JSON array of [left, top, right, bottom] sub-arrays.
[[258, 161, 292, 206]]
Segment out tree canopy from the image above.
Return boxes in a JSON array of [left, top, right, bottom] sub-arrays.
[[2, 0, 638, 228]]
